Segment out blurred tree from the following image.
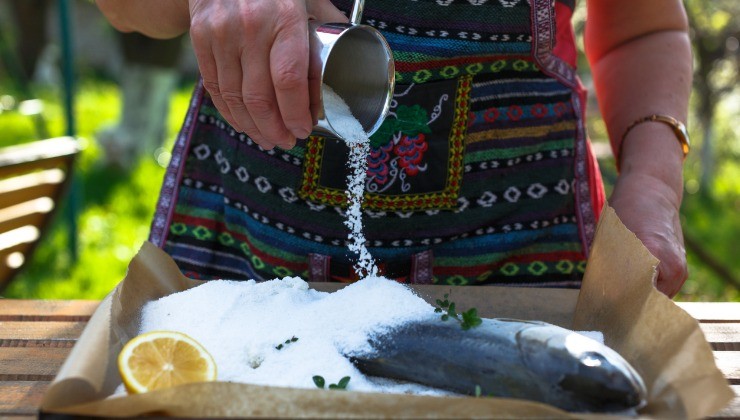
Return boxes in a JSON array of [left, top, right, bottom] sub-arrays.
[[96, 32, 184, 169], [6, 0, 52, 81], [685, 0, 739, 193], [682, 0, 740, 297]]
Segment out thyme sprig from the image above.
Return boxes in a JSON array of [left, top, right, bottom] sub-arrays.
[[434, 292, 483, 330], [275, 336, 299, 350]]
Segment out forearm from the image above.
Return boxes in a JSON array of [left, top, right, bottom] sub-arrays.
[[586, 2, 692, 202], [95, 0, 190, 39]]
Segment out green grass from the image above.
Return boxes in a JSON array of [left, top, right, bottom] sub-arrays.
[[1, 80, 191, 299], [1, 79, 737, 301], [678, 192, 740, 302]]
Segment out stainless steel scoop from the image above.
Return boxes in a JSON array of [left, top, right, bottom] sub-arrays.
[[308, 0, 395, 138]]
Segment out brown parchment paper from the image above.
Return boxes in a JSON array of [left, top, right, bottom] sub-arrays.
[[40, 206, 733, 418]]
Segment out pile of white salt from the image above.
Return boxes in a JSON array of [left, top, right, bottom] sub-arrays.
[[139, 276, 447, 394]]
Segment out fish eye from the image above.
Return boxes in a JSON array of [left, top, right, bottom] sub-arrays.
[[581, 352, 604, 367]]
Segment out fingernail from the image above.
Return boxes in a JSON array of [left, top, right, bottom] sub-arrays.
[[291, 128, 311, 139]]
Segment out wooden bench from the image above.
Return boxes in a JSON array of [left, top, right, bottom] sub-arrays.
[[0, 137, 80, 292]]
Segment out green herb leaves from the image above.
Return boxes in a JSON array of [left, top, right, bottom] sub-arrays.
[[461, 308, 483, 330], [313, 375, 351, 390], [434, 292, 483, 330], [275, 336, 299, 350], [330, 376, 351, 390], [312, 375, 325, 388]]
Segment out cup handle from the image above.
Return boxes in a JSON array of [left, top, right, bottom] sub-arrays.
[[350, 0, 365, 25]]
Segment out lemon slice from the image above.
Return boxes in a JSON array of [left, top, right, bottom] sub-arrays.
[[118, 331, 217, 394]]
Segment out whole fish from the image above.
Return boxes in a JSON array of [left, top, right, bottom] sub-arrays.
[[347, 318, 647, 413]]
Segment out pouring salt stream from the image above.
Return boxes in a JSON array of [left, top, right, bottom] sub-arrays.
[[128, 86, 647, 413]]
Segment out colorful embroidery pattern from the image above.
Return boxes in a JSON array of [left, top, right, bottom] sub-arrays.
[[150, 0, 600, 287], [300, 76, 471, 212], [396, 56, 539, 84], [331, 0, 534, 84]]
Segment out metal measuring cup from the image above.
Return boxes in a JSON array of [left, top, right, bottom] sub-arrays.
[[308, 0, 395, 138]]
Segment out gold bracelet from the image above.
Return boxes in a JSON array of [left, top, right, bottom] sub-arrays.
[[618, 114, 690, 171]]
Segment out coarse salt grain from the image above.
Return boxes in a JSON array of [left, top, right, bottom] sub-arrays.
[[322, 84, 377, 278]]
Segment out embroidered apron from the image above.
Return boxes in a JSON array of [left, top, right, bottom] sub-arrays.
[[150, 0, 605, 287]]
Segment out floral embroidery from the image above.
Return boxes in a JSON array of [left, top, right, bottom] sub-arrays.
[[366, 101, 437, 192], [367, 141, 394, 186], [299, 76, 472, 211], [395, 133, 428, 176], [367, 133, 430, 193]]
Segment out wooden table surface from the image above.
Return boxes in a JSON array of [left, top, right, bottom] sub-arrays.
[[0, 300, 738, 418]]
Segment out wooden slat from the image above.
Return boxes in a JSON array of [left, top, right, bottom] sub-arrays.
[[0, 186, 59, 217], [0, 225, 39, 252], [712, 385, 740, 418], [0, 156, 73, 181], [0, 321, 86, 341], [715, 352, 740, 384], [0, 169, 65, 209], [0, 137, 78, 168], [701, 323, 740, 351], [0, 381, 49, 416], [677, 302, 740, 322], [0, 348, 71, 380], [0, 212, 47, 242], [0, 301, 98, 322], [0, 168, 64, 193]]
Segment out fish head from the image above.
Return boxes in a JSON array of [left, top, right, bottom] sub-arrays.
[[560, 333, 647, 411], [519, 326, 648, 412]]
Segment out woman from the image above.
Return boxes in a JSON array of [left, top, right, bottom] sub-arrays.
[[95, 0, 691, 297]]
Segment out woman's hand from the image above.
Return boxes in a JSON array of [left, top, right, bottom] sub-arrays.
[[188, 0, 347, 149], [584, 0, 691, 298], [609, 171, 688, 298]]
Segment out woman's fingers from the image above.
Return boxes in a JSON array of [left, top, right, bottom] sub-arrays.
[[270, 13, 312, 142], [305, 0, 349, 124], [241, 35, 295, 149], [189, 2, 242, 133], [216, 53, 264, 144], [307, 0, 350, 23], [654, 217, 688, 298], [609, 172, 688, 298], [211, 47, 254, 132], [308, 58, 322, 127], [192, 36, 241, 132], [643, 232, 688, 298], [188, 0, 351, 149]]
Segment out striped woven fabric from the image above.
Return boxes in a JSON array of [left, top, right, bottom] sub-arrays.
[[332, 0, 533, 84], [150, 0, 604, 287]]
